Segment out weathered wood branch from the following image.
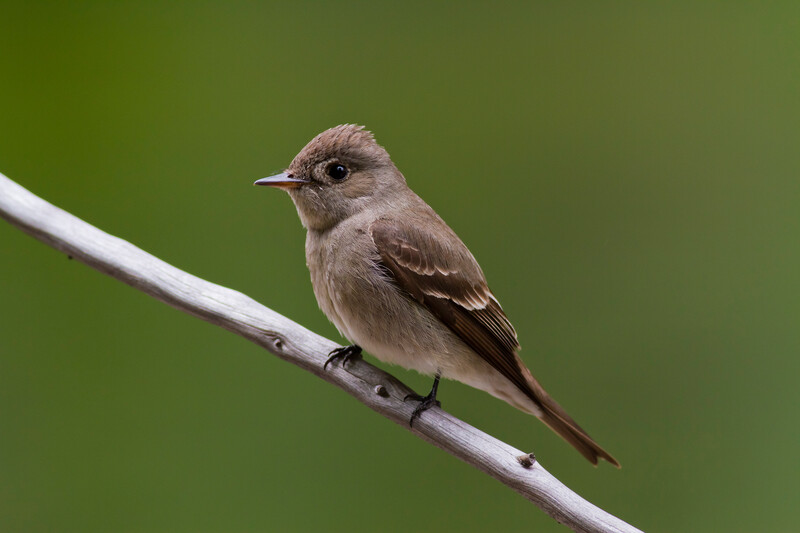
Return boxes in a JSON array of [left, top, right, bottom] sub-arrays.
[[0, 171, 642, 533]]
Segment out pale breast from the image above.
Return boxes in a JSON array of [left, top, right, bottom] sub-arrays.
[[305, 220, 446, 375]]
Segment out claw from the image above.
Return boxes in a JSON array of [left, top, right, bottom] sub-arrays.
[[324, 345, 362, 370], [404, 374, 441, 427]]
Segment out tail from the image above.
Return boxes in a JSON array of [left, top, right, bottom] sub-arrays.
[[538, 404, 620, 467], [523, 368, 620, 467]]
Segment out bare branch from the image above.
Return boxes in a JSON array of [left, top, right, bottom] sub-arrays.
[[0, 172, 642, 533]]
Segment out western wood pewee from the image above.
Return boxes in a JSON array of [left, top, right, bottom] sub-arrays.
[[255, 125, 619, 467]]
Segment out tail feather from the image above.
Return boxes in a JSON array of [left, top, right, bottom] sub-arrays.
[[539, 407, 620, 467], [520, 365, 620, 467]]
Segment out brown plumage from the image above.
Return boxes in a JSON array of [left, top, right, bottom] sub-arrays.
[[255, 124, 619, 467]]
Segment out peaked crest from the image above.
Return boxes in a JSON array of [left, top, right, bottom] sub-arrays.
[[290, 124, 391, 171]]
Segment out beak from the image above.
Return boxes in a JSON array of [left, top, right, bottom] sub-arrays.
[[254, 172, 309, 190]]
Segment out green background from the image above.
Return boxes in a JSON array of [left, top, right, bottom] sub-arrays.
[[1, 2, 798, 532]]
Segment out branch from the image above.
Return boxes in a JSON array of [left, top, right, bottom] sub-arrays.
[[0, 171, 641, 533]]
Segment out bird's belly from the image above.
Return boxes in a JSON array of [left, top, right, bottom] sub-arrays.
[[307, 241, 448, 375], [322, 267, 446, 375], [350, 330, 442, 375], [348, 309, 543, 416]]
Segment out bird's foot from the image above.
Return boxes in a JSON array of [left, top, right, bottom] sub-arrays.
[[404, 374, 441, 427], [405, 393, 441, 427], [324, 344, 362, 370]]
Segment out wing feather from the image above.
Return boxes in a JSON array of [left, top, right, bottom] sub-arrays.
[[369, 216, 532, 396]]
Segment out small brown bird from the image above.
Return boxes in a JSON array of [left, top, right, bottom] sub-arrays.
[[255, 125, 619, 467]]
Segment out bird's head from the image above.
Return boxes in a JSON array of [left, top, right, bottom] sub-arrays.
[[255, 125, 406, 231]]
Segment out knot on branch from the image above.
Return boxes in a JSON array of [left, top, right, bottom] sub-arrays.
[[517, 453, 537, 468]]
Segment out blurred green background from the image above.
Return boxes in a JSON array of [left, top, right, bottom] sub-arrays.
[[1, 2, 798, 531]]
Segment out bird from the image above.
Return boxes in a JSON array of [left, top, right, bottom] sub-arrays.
[[254, 124, 619, 467]]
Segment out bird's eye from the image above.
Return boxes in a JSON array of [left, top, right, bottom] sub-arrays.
[[326, 163, 349, 181]]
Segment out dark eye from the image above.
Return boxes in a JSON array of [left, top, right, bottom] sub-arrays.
[[326, 163, 348, 181]]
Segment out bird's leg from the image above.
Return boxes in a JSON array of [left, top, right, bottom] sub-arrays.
[[404, 373, 441, 427], [324, 344, 362, 370]]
